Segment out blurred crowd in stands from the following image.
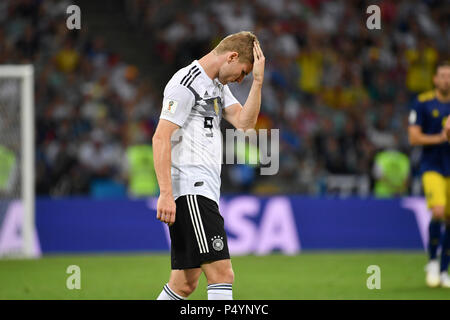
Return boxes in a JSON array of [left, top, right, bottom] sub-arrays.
[[1, 0, 159, 196], [1, 0, 448, 197]]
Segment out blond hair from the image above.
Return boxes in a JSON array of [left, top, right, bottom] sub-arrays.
[[213, 31, 258, 65]]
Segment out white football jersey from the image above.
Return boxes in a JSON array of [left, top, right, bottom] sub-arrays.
[[159, 60, 239, 204]]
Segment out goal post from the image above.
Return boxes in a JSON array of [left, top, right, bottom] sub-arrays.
[[0, 65, 40, 258]]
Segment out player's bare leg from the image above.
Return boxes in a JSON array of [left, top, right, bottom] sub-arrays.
[[157, 268, 202, 300], [202, 259, 234, 300]]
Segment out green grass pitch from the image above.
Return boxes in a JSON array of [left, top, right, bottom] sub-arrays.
[[0, 252, 449, 300]]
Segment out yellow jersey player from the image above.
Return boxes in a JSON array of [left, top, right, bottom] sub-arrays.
[[408, 61, 450, 288]]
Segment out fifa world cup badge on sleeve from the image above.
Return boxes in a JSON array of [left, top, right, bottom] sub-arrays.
[[163, 99, 178, 114]]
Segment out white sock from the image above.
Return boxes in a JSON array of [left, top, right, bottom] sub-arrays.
[[157, 283, 186, 300], [207, 283, 233, 300]]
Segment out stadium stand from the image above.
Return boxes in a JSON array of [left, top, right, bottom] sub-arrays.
[[1, 0, 447, 197]]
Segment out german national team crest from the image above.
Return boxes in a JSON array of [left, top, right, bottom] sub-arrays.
[[211, 235, 224, 251]]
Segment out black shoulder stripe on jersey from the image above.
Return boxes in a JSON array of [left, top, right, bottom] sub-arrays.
[[186, 69, 201, 87], [180, 66, 198, 85], [182, 69, 200, 87], [180, 66, 199, 86]]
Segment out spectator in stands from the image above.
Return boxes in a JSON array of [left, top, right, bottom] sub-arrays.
[[0, 0, 446, 197]]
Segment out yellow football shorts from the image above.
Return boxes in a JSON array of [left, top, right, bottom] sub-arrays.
[[422, 171, 450, 215]]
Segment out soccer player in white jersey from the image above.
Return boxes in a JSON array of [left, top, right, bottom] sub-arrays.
[[153, 31, 265, 300]]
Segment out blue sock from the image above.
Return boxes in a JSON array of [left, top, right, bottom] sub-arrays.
[[428, 219, 442, 260], [440, 224, 450, 273]]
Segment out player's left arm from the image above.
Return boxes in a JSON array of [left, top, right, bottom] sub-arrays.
[[223, 41, 265, 131]]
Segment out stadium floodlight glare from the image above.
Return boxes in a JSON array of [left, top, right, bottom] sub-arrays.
[[0, 65, 39, 259]]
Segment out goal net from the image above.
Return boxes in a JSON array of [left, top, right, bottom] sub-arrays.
[[0, 65, 40, 258]]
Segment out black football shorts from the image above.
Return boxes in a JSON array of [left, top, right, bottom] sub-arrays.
[[169, 194, 230, 269]]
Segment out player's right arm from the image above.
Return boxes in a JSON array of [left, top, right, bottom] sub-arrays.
[[408, 126, 447, 146], [407, 99, 447, 146], [153, 83, 195, 226], [152, 119, 179, 226]]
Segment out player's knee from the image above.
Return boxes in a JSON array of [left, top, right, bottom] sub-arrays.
[[221, 266, 234, 284], [209, 266, 234, 284], [225, 268, 235, 284]]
